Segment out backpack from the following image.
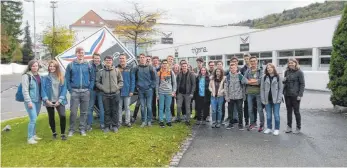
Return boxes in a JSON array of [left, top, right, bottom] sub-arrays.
[[15, 74, 31, 102], [158, 70, 174, 88], [135, 65, 155, 82]]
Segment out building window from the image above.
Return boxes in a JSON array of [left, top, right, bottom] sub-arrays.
[[279, 50, 294, 57], [260, 52, 272, 58], [99, 21, 104, 25], [235, 54, 243, 59], [90, 21, 95, 24], [297, 58, 312, 67], [295, 49, 312, 56], [320, 57, 330, 67], [320, 48, 332, 56], [278, 59, 288, 67], [81, 20, 85, 24], [250, 52, 259, 58]]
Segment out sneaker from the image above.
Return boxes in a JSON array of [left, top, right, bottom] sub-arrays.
[[196, 120, 202, 125], [61, 134, 67, 140], [293, 128, 301, 134], [104, 127, 110, 133], [140, 122, 147, 128], [159, 122, 165, 128], [285, 126, 292, 133], [216, 123, 221, 128], [171, 117, 177, 122], [206, 116, 210, 122], [100, 124, 105, 130], [226, 124, 233, 130], [147, 122, 152, 127], [201, 121, 206, 125], [112, 127, 119, 133], [185, 121, 191, 126], [258, 126, 264, 132], [80, 131, 87, 136], [52, 133, 57, 140], [125, 123, 132, 128], [68, 131, 74, 137], [27, 138, 38, 144], [254, 123, 258, 128], [166, 122, 172, 127], [33, 135, 42, 141], [131, 117, 136, 124], [264, 129, 272, 134], [247, 124, 255, 131], [273, 130, 280, 136], [86, 125, 92, 131], [238, 125, 244, 130]]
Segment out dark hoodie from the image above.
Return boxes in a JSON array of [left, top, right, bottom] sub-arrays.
[[283, 68, 305, 97]]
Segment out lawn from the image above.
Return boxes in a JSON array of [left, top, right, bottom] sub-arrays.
[[1, 106, 192, 167]]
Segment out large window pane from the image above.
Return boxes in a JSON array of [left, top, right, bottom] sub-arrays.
[[278, 59, 287, 66], [216, 56, 222, 60], [235, 54, 243, 59], [320, 57, 330, 67], [226, 55, 233, 60], [295, 49, 312, 56], [279, 51, 293, 57], [250, 53, 259, 58], [260, 52, 272, 58], [320, 48, 332, 56], [297, 58, 312, 67]]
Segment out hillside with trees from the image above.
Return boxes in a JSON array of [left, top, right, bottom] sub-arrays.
[[229, 1, 347, 29]]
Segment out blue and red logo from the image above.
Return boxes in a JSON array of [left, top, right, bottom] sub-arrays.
[[60, 30, 106, 61]]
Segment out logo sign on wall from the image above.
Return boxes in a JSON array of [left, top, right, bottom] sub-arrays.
[[56, 26, 137, 71], [161, 31, 173, 44], [191, 47, 208, 56], [240, 34, 250, 52], [174, 47, 179, 57]]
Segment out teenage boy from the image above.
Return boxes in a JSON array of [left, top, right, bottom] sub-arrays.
[[117, 54, 135, 127], [66, 47, 94, 137], [96, 56, 123, 133]]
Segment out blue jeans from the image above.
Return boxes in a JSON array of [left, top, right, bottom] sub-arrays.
[[211, 96, 224, 123], [265, 103, 281, 130], [118, 96, 131, 124], [87, 90, 104, 126], [139, 88, 153, 123], [24, 101, 41, 140], [247, 94, 264, 126], [159, 94, 172, 122]]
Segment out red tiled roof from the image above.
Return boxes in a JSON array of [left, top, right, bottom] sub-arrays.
[[70, 10, 108, 27]]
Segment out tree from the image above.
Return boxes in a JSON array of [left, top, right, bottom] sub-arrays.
[[327, 5, 347, 106], [42, 26, 75, 59], [1, 1, 23, 61], [108, 2, 164, 57], [22, 21, 34, 64], [12, 43, 23, 63]]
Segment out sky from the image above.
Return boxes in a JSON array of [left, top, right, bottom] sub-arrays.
[[22, 0, 325, 40]]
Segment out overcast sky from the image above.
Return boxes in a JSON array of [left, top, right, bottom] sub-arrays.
[[22, 0, 325, 37]]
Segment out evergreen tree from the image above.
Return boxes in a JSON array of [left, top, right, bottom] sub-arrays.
[[1, 1, 23, 62], [327, 5, 347, 106], [22, 21, 34, 64]]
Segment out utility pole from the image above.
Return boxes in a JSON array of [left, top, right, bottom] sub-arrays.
[[50, 0, 57, 59]]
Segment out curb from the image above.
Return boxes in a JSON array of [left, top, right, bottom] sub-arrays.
[[169, 128, 197, 167]]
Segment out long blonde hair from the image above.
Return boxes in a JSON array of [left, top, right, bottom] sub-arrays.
[[48, 60, 64, 84], [286, 58, 300, 70]]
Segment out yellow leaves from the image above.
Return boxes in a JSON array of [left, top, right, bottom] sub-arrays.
[[42, 26, 75, 56]]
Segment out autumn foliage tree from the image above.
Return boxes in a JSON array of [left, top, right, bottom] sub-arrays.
[[108, 2, 164, 57], [42, 26, 75, 59]]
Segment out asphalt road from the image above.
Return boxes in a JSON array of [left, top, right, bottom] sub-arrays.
[[178, 92, 347, 167]]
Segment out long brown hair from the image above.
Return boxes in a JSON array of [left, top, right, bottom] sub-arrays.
[[264, 63, 279, 76], [23, 60, 40, 75], [48, 60, 64, 84], [212, 67, 224, 81], [286, 58, 300, 70]]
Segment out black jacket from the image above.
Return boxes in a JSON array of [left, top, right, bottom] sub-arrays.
[[176, 70, 196, 95], [283, 69, 305, 97]]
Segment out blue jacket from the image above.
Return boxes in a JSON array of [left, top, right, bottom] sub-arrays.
[[22, 71, 41, 103], [41, 74, 68, 106], [65, 59, 95, 92], [117, 64, 135, 97], [89, 60, 103, 91], [135, 64, 156, 91]]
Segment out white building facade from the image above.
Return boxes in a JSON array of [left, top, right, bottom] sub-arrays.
[[148, 15, 341, 91]]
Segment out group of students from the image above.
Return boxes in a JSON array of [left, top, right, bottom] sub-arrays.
[[21, 46, 305, 145]]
